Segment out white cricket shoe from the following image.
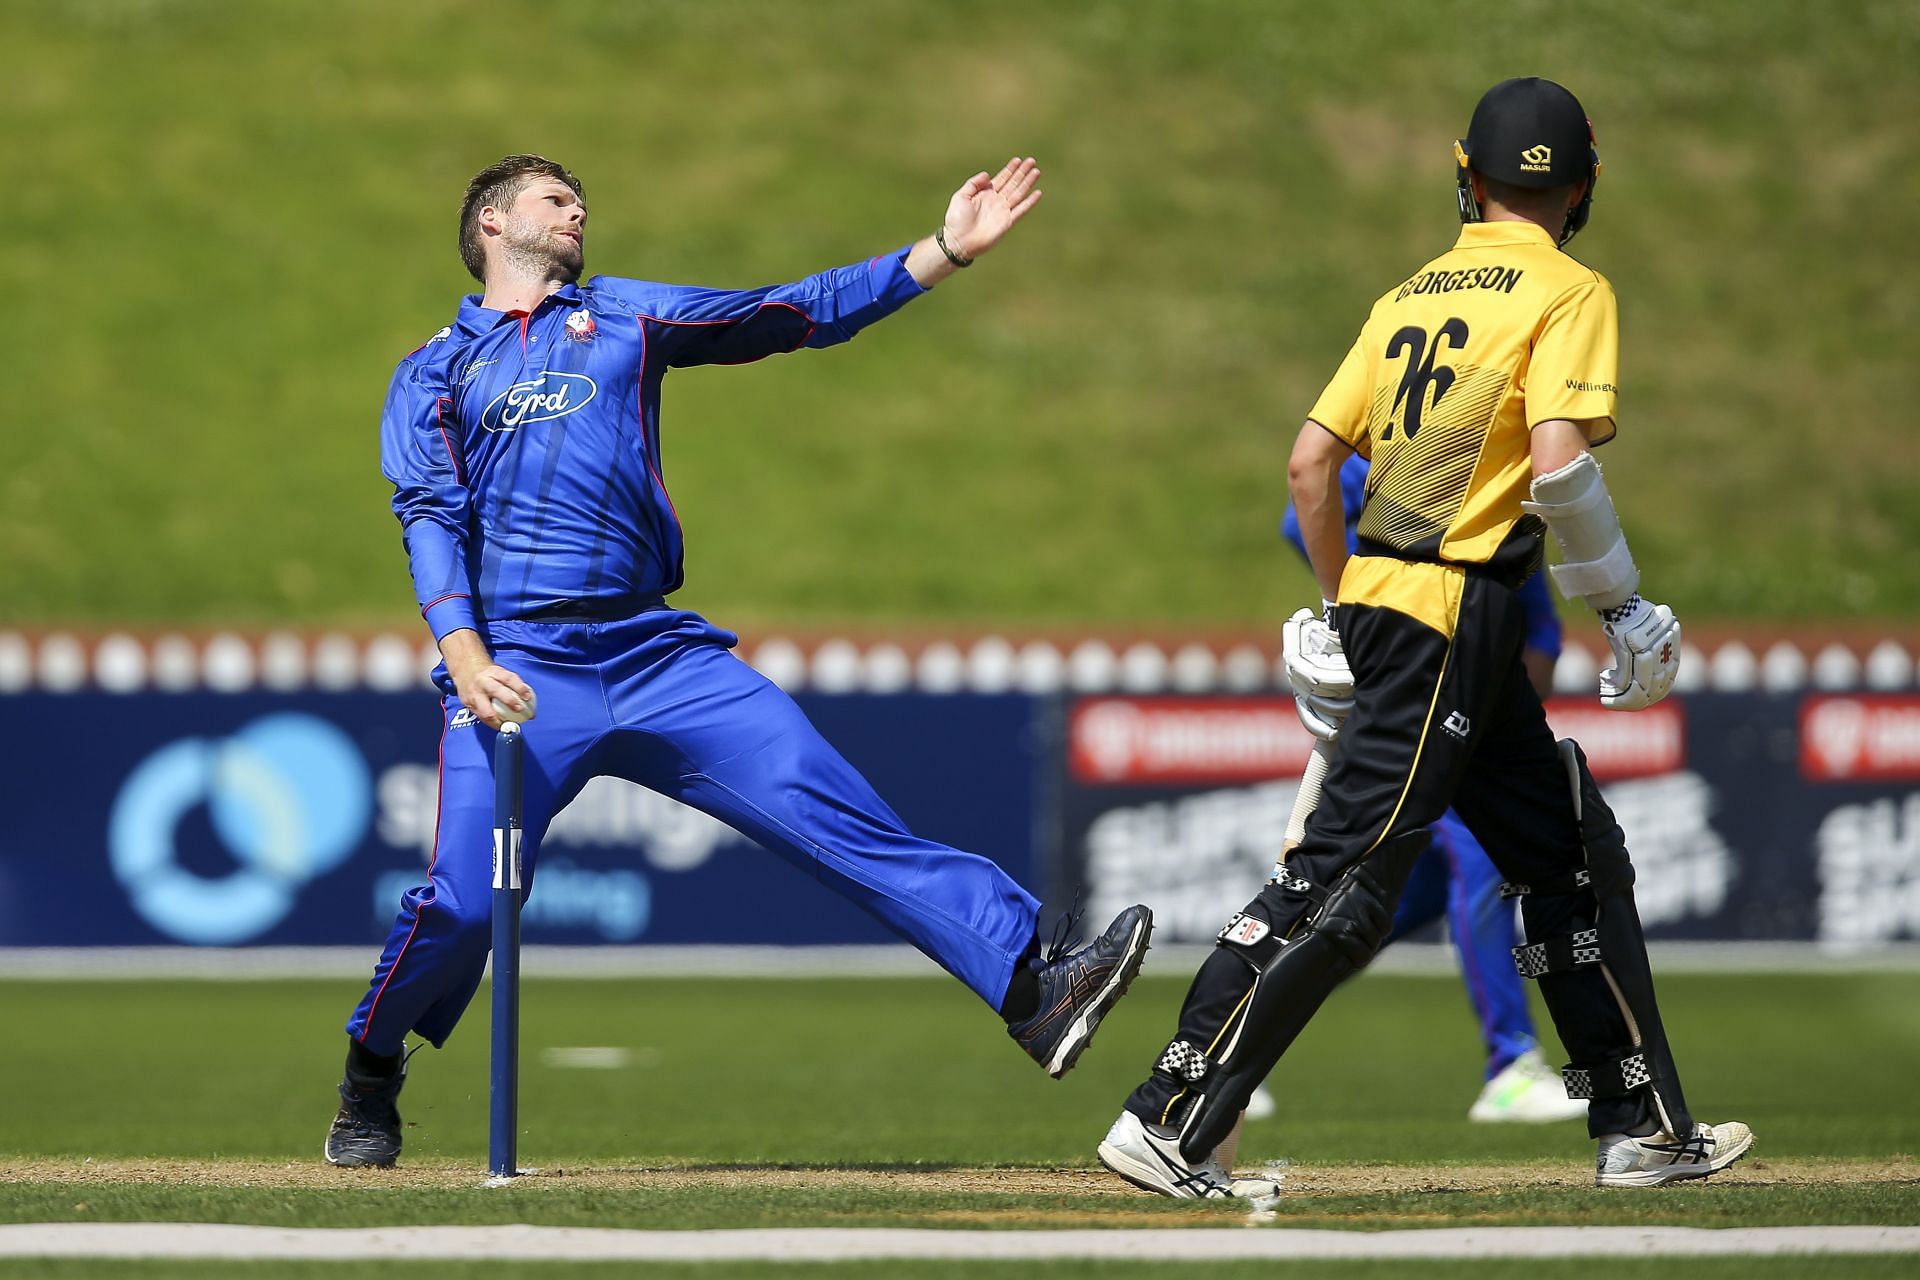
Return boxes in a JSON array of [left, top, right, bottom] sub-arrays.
[[1097, 1110, 1280, 1200], [1595, 1121, 1755, 1187], [1468, 1048, 1590, 1124]]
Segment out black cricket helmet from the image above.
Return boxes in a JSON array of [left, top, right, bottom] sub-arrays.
[[1454, 77, 1600, 246]]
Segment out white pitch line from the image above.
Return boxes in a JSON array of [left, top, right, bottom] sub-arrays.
[[1, 1224, 1917, 1261], [4, 941, 1918, 980]]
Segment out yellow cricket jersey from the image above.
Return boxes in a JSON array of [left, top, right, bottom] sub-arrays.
[[1307, 221, 1620, 605]]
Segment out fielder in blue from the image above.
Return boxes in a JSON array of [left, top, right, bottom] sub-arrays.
[[1272, 454, 1584, 1123], [324, 155, 1154, 1167]]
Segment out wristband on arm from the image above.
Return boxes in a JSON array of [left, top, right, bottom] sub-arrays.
[[935, 225, 972, 268]]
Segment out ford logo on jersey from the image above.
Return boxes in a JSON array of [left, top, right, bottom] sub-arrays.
[[481, 371, 598, 433]]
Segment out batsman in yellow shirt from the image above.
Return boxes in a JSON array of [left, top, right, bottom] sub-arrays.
[[1099, 78, 1754, 1198]]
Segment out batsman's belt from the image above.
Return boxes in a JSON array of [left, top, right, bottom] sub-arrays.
[[514, 594, 667, 623]]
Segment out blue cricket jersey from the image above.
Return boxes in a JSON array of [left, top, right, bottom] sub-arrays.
[[381, 249, 927, 639], [1282, 455, 1562, 657]]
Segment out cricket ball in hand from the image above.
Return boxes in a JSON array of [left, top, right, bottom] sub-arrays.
[[491, 688, 538, 724]]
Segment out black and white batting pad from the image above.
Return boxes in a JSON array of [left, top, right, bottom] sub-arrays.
[[1512, 928, 1603, 979], [1562, 1051, 1652, 1099], [1156, 1039, 1211, 1082]]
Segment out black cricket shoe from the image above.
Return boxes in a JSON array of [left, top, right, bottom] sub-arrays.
[[1008, 904, 1153, 1078], [324, 1053, 410, 1168]]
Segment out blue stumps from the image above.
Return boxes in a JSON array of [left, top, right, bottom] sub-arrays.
[[489, 721, 526, 1178]]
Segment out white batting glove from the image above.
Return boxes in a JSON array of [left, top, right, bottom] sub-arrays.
[[1599, 596, 1681, 711], [1283, 606, 1354, 741]]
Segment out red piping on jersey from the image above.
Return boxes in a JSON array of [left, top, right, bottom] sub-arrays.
[[635, 301, 818, 364], [434, 396, 463, 483], [358, 702, 451, 1042], [633, 320, 683, 531], [648, 466, 680, 524], [421, 591, 469, 616]]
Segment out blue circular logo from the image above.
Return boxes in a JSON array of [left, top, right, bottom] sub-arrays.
[[108, 713, 372, 944]]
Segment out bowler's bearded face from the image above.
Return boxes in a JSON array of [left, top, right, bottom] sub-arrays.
[[497, 177, 588, 283]]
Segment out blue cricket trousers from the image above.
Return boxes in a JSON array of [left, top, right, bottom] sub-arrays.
[[1388, 809, 1537, 1079], [346, 606, 1041, 1054]]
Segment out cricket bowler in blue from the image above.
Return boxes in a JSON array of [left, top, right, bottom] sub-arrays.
[[324, 155, 1154, 1167], [1273, 455, 1584, 1124]]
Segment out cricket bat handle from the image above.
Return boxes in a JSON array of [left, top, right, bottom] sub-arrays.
[[1282, 736, 1336, 851]]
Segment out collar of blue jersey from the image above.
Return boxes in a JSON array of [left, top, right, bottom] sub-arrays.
[[452, 281, 586, 336], [1453, 220, 1558, 250]]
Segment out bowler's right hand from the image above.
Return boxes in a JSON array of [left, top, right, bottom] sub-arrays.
[[440, 629, 537, 731], [458, 664, 536, 731]]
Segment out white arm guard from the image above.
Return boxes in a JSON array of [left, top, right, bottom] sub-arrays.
[[1520, 452, 1639, 611]]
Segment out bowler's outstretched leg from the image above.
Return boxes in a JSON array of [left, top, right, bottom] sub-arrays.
[[598, 630, 1153, 1076]]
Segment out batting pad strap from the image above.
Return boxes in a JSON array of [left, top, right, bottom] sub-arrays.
[[1218, 912, 1271, 947], [1562, 1051, 1653, 1099], [1268, 867, 1330, 908], [1499, 870, 1592, 899], [1156, 1039, 1212, 1083], [1216, 907, 1286, 976], [1512, 928, 1603, 979], [1547, 539, 1638, 607]]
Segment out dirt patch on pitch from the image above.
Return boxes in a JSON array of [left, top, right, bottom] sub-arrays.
[[3, 1155, 1914, 1197], [0, 1160, 1134, 1196]]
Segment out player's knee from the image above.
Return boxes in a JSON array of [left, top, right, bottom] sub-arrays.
[[1215, 860, 1384, 968], [1270, 833, 1423, 970], [1316, 861, 1402, 967], [437, 897, 495, 956]]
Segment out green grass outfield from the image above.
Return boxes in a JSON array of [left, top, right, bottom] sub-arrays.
[[8, 1265, 1920, 1280], [2, 971, 1915, 1240], [6, 1264, 1920, 1280], [5, 1, 1918, 627]]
